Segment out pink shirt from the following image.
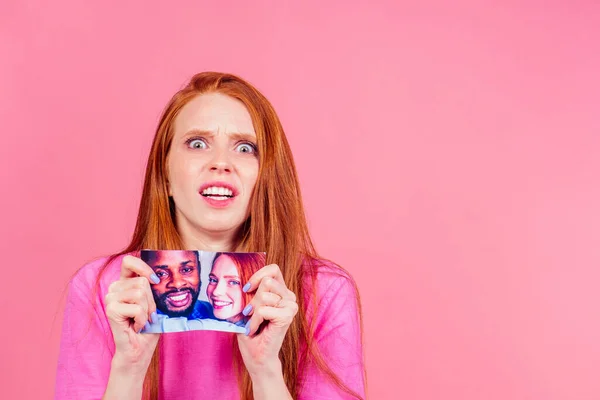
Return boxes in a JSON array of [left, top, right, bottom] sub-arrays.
[[54, 254, 365, 399]]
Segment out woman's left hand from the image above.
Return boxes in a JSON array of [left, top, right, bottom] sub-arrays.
[[237, 263, 298, 378]]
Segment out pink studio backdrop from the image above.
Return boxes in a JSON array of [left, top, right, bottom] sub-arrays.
[[1, 1, 599, 399]]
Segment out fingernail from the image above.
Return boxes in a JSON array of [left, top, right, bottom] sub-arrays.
[[244, 320, 251, 336], [151, 311, 158, 322], [242, 282, 251, 293], [242, 304, 253, 316], [150, 273, 160, 284]]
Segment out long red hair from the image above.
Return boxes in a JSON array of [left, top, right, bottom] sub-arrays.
[[93, 72, 365, 399]]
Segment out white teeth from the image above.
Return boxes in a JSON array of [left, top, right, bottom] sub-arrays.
[[213, 300, 231, 306], [202, 186, 233, 196], [169, 293, 187, 301]]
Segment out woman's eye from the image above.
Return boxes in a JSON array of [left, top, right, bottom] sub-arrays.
[[187, 138, 207, 149], [208, 277, 217, 284], [235, 143, 256, 154], [228, 280, 241, 286]]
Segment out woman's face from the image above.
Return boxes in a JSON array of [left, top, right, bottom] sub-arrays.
[[206, 255, 244, 321], [167, 92, 259, 239]]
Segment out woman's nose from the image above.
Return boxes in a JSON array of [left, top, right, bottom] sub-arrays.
[[209, 149, 232, 173], [212, 280, 227, 296]]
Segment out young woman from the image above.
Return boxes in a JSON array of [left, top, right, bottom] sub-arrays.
[[55, 72, 366, 399], [207, 252, 266, 327]]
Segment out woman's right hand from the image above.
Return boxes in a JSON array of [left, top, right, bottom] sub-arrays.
[[105, 255, 161, 375]]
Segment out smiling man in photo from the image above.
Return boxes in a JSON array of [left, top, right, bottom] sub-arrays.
[[141, 250, 213, 332], [147, 250, 207, 318]]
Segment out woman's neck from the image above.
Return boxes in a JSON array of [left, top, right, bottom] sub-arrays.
[[178, 223, 238, 252]]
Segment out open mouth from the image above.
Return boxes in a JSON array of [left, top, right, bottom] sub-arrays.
[[201, 186, 235, 200], [199, 182, 239, 207]]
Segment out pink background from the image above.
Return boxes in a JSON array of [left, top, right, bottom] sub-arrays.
[[1, 1, 599, 399]]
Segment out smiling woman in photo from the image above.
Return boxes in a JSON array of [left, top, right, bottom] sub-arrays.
[[207, 252, 266, 327]]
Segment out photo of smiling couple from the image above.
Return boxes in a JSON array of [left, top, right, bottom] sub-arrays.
[[141, 249, 264, 334]]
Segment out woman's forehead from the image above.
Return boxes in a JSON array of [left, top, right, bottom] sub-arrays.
[[173, 93, 256, 136], [213, 255, 240, 275]]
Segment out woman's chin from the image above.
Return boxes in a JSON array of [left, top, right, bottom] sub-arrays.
[[213, 311, 230, 320], [196, 210, 246, 230], [214, 312, 242, 322]]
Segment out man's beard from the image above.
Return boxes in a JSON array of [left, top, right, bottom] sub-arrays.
[[154, 287, 199, 318]]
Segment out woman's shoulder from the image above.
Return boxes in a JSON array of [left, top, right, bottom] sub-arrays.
[[302, 256, 357, 282], [301, 256, 359, 305]]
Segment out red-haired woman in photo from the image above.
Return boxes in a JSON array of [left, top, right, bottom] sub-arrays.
[[206, 252, 265, 328]]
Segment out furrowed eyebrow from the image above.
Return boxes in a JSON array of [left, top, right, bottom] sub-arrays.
[[228, 132, 257, 142], [183, 129, 257, 142]]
